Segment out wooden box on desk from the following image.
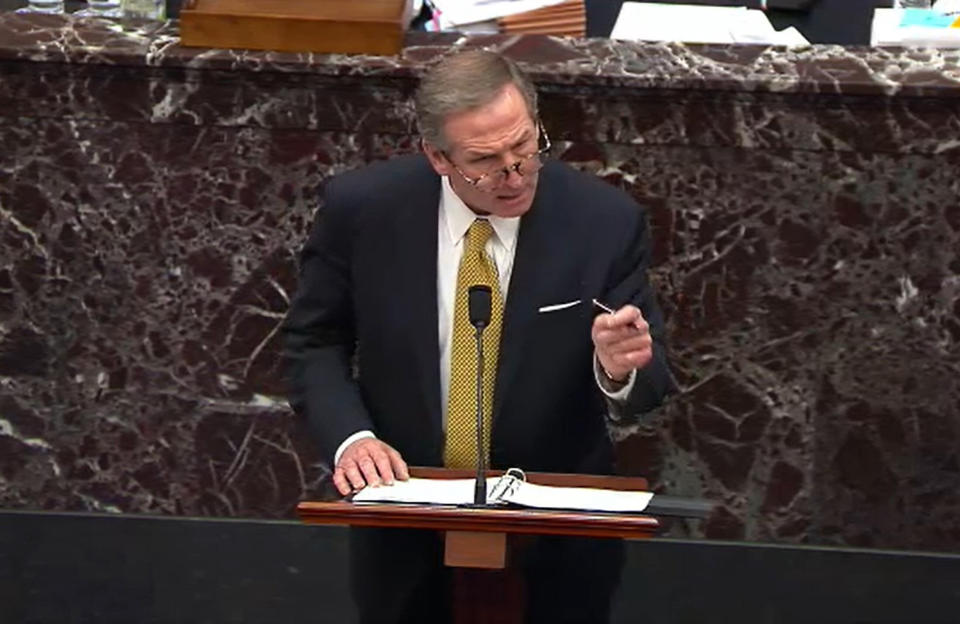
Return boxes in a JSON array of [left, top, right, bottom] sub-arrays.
[[179, 0, 414, 56]]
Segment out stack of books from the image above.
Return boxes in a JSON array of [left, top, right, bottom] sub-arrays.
[[429, 0, 585, 37], [498, 0, 585, 38]]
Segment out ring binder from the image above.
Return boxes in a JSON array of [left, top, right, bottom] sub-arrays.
[[488, 468, 526, 504], [348, 467, 713, 517]]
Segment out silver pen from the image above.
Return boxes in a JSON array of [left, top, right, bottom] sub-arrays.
[[591, 298, 616, 315], [593, 299, 644, 332]]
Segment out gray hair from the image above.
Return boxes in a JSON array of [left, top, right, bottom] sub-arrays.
[[414, 50, 539, 151]]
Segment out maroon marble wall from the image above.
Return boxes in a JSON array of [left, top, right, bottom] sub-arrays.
[[1, 14, 959, 551]]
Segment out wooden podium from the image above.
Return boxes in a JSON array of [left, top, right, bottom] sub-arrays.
[[297, 467, 659, 623]]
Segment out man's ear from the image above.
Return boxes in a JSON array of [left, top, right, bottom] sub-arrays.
[[421, 139, 453, 177]]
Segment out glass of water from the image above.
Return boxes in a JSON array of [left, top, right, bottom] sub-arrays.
[[16, 0, 65, 13], [122, 0, 166, 19], [74, 0, 123, 17]]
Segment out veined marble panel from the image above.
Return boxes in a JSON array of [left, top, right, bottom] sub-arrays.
[[1, 13, 959, 552]]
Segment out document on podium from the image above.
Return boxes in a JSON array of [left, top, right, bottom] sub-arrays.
[[350, 469, 654, 513]]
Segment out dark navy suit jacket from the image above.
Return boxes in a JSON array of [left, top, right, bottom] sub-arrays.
[[282, 154, 672, 474]]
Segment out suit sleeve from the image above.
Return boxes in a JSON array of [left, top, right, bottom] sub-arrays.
[[281, 177, 374, 464], [600, 199, 675, 423]]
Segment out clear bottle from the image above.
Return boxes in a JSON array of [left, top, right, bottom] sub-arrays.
[[16, 0, 65, 13], [122, 0, 166, 19], [75, 0, 123, 17]]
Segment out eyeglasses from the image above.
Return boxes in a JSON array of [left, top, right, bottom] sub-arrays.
[[443, 124, 551, 193]]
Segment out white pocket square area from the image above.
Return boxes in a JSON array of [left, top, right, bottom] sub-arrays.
[[538, 300, 582, 313]]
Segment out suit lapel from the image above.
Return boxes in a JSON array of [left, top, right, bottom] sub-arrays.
[[396, 163, 443, 434], [493, 166, 563, 421]]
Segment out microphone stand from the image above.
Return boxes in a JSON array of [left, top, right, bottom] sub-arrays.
[[467, 284, 492, 506], [473, 323, 486, 506]]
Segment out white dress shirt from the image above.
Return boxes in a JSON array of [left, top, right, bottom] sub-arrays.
[[333, 176, 634, 464]]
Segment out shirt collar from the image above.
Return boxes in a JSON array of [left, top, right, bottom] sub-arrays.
[[440, 176, 520, 252]]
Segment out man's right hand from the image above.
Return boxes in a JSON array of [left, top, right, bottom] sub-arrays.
[[333, 437, 410, 496]]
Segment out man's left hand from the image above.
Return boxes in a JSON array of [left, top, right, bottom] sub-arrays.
[[591, 304, 653, 382]]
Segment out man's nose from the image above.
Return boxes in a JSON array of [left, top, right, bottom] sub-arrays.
[[501, 163, 524, 188]]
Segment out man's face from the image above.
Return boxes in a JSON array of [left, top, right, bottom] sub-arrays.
[[424, 84, 540, 219]]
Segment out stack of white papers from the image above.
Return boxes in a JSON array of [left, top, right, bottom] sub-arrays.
[[428, 0, 569, 32], [611, 2, 809, 46]]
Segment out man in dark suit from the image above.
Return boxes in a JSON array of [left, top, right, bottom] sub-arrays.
[[282, 50, 672, 624]]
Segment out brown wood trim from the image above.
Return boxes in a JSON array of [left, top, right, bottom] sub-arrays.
[[179, 0, 412, 55], [181, 0, 411, 22], [445, 531, 507, 569], [296, 501, 658, 539]]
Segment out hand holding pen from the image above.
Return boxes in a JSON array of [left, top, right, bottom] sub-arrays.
[[590, 299, 653, 382]]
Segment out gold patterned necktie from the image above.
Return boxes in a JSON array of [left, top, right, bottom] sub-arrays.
[[444, 219, 504, 469]]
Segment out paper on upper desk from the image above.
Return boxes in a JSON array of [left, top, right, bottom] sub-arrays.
[[430, 0, 568, 28], [871, 8, 900, 46], [872, 8, 960, 47], [935, 0, 960, 14], [900, 8, 957, 27], [506, 482, 654, 513], [899, 29, 960, 46], [611, 2, 807, 46], [454, 20, 502, 35], [729, 12, 810, 46], [611, 2, 746, 44]]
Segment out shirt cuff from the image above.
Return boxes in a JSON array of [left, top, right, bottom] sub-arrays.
[[594, 354, 637, 402], [334, 430, 377, 465]]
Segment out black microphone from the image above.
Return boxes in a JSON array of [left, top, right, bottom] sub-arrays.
[[468, 285, 492, 505], [469, 285, 492, 329]]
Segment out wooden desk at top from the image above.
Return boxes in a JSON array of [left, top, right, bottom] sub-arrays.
[[180, 0, 414, 55]]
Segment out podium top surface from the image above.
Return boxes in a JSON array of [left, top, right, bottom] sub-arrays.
[[298, 467, 660, 539], [297, 500, 660, 539]]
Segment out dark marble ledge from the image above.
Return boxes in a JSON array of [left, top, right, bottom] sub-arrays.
[[3, 12, 960, 99]]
